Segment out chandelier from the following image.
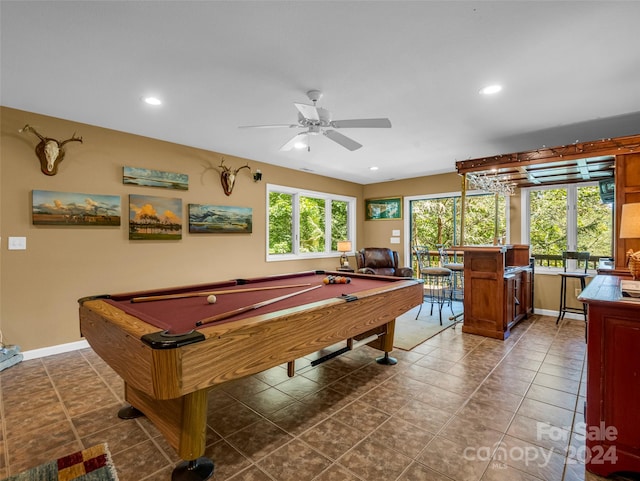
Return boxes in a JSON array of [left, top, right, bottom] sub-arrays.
[[466, 172, 515, 196]]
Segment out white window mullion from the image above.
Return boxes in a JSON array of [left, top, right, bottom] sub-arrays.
[[325, 198, 332, 253], [292, 192, 300, 255], [566, 184, 577, 251], [347, 200, 356, 249], [521, 188, 531, 245]]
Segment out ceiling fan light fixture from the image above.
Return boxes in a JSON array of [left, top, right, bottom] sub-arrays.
[[479, 85, 502, 95], [142, 96, 162, 105], [242, 89, 390, 152]]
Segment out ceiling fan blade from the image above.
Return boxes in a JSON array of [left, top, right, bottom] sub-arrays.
[[280, 133, 307, 151], [238, 124, 298, 129], [330, 118, 392, 129], [294, 103, 319, 121], [323, 130, 362, 151]]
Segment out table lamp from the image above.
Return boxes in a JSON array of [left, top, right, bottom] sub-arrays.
[[619, 202, 640, 280], [337, 240, 352, 268]]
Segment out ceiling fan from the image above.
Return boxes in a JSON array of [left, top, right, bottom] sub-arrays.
[[239, 90, 391, 151]]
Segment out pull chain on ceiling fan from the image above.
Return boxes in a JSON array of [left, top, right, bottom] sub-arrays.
[[239, 90, 391, 151]]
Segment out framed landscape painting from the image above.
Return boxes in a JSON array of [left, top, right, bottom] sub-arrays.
[[129, 194, 182, 240], [365, 197, 402, 220], [188, 204, 252, 233], [32, 190, 121, 226], [123, 166, 188, 190]]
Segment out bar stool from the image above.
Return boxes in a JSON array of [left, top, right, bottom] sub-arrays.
[[414, 246, 453, 324], [556, 251, 590, 325], [437, 244, 464, 302]]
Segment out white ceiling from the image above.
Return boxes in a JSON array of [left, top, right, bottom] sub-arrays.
[[2, 1, 640, 184]]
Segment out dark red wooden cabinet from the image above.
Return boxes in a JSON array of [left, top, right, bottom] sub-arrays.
[[580, 275, 640, 477], [459, 244, 533, 340]]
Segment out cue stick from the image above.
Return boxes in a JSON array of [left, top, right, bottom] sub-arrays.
[[130, 283, 312, 303], [195, 284, 322, 326]]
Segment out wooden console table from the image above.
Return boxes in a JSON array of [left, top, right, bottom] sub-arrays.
[[579, 275, 640, 477], [457, 244, 533, 340]]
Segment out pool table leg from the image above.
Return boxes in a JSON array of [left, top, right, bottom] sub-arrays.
[[172, 457, 215, 481], [117, 405, 144, 419], [375, 319, 397, 365], [376, 352, 398, 365], [124, 384, 214, 480]]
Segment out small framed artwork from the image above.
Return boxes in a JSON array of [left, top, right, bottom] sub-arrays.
[[129, 194, 182, 240], [365, 197, 402, 220], [32, 190, 121, 226], [123, 166, 188, 190], [188, 204, 252, 233]]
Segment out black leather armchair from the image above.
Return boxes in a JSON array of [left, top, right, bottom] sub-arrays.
[[354, 247, 414, 277]]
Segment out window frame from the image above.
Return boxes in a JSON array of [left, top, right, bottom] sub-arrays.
[[521, 181, 607, 272], [266, 183, 356, 262], [403, 189, 511, 267]]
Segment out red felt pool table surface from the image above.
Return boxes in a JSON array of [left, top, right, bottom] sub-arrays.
[[102, 271, 396, 334]]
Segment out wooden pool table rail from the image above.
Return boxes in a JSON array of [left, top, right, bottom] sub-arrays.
[[79, 277, 422, 399]]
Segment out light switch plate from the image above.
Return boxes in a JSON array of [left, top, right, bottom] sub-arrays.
[[8, 237, 27, 250], [390, 237, 400, 244], [392, 229, 400, 236]]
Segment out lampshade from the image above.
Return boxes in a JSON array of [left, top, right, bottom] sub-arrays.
[[620, 203, 640, 238], [337, 240, 352, 252]]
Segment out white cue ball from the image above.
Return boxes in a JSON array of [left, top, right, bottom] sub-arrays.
[[207, 295, 217, 304]]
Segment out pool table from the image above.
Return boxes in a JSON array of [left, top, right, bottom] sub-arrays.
[[78, 270, 422, 480]]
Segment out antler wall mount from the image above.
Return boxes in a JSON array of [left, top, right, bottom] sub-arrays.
[[219, 158, 252, 196], [19, 124, 83, 176]]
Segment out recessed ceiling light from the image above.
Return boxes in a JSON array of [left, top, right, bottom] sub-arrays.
[[294, 141, 307, 149], [479, 85, 502, 95], [369, 166, 379, 171], [143, 96, 162, 106]]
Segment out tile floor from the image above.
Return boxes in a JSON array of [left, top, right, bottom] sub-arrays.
[[0, 306, 633, 481]]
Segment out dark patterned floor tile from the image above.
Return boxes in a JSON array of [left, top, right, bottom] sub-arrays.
[[257, 439, 331, 481]]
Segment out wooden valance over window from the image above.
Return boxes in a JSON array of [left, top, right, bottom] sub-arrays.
[[455, 134, 640, 189]]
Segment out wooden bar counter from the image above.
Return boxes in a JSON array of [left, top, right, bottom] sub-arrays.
[[456, 244, 533, 340], [579, 275, 640, 477]]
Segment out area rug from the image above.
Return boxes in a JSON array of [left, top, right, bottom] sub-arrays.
[[393, 301, 464, 350], [4, 443, 119, 481]]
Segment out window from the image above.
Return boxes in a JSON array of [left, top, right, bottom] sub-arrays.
[[267, 184, 355, 261], [464, 193, 508, 245], [523, 183, 613, 269], [409, 192, 508, 248], [407, 191, 509, 272]]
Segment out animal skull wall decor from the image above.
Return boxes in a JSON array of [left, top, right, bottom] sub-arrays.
[[20, 124, 83, 176], [219, 159, 251, 196]]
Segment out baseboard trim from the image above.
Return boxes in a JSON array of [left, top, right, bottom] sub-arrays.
[[22, 339, 89, 361], [534, 308, 587, 321]]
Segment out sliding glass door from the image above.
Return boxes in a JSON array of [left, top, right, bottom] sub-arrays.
[[408, 192, 508, 267]]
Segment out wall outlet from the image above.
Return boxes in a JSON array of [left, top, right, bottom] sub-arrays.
[[575, 288, 582, 297]]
